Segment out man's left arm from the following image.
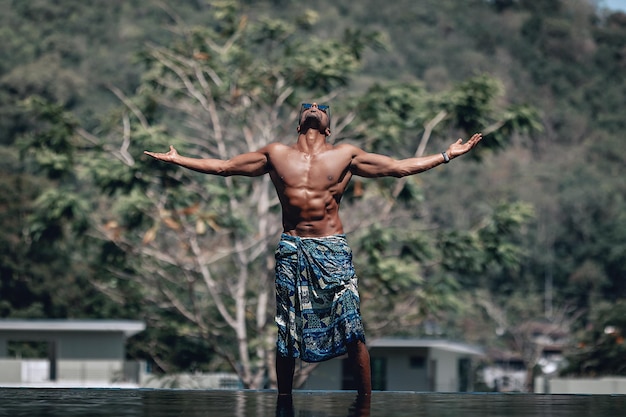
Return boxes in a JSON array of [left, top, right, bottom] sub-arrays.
[[350, 133, 482, 178]]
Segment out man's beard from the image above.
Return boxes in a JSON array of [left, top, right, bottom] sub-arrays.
[[300, 112, 322, 130]]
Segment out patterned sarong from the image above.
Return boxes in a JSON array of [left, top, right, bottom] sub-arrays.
[[274, 233, 365, 362]]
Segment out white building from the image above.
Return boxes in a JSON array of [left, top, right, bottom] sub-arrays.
[[303, 338, 484, 392], [0, 319, 146, 387]]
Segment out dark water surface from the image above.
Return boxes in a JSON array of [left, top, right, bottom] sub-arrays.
[[0, 388, 624, 417]]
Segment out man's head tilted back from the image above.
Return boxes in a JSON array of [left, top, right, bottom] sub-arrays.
[[297, 102, 331, 137]]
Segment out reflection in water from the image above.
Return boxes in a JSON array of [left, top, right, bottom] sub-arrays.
[[0, 388, 625, 417], [277, 393, 371, 417], [349, 395, 371, 417], [276, 395, 294, 417]]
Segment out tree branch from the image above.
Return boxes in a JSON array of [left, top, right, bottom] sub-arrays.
[[381, 109, 448, 217]]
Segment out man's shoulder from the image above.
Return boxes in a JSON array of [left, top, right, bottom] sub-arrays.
[[330, 142, 364, 156], [264, 142, 292, 151], [258, 142, 292, 156]]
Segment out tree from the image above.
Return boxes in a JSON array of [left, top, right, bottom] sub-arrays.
[[2, 97, 129, 320]]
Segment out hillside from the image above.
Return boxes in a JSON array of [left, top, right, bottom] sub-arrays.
[[1, 0, 625, 383]]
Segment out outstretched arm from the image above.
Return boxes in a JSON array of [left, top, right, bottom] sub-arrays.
[[351, 133, 482, 178], [144, 145, 269, 177]]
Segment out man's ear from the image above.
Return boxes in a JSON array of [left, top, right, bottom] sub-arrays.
[[297, 125, 301, 133], [325, 127, 331, 136]]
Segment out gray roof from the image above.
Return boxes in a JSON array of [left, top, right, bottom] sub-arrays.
[[368, 338, 484, 356], [0, 319, 145, 337]]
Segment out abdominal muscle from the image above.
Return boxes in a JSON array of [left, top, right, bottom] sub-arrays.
[[281, 187, 344, 238]]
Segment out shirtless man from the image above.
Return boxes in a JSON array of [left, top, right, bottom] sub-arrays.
[[145, 103, 482, 396]]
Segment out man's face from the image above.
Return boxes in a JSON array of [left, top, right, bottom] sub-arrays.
[[298, 103, 330, 131]]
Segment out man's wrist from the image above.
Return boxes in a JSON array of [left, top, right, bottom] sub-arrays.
[[441, 151, 450, 163]]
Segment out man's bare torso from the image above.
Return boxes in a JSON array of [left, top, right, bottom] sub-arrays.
[[265, 142, 355, 238], [144, 99, 482, 241]]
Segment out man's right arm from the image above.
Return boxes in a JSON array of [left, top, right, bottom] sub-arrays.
[[144, 145, 269, 177]]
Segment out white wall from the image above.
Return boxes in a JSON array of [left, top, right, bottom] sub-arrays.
[[301, 349, 431, 391], [301, 346, 476, 392], [536, 376, 626, 394], [0, 359, 21, 383], [0, 359, 146, 386], [21, 359, 49, 383], [57, 360, 124, 382], [429, 349, 460, 392], [369, 347, 429, 391]]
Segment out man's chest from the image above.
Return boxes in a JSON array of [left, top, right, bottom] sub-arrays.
[[271, 151, 352, 189]]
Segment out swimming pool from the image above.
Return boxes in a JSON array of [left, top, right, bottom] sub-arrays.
[[0, 388, 623, 417]]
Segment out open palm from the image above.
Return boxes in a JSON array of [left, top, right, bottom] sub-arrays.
[[144, 145, 179, 162], [447, 133, 482, 159]]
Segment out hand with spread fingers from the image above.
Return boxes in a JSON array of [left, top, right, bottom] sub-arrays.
[[446, 133, 483, 159]]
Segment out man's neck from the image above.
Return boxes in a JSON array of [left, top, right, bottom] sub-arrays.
[[296, 130, 328, 154]]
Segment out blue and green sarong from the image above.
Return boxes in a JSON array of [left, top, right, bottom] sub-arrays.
[[274, 234, 365, 362]]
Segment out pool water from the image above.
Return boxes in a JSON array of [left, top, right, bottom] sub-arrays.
[[0, 388, 624, 417]]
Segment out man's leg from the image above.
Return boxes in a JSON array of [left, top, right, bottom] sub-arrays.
[[276, 352, 295, 395], [347, 340, 372, 396]]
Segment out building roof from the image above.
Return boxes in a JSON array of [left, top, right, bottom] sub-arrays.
[[0, 319, 145, 337], [368, 338, 484, 356]]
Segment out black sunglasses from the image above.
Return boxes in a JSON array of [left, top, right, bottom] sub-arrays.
[[301, 103, 330, 112]]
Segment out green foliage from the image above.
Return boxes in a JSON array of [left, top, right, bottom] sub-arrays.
[[439, 231, 484, 276], [563, 299, 626, 376], [28, 189, 89, 242], [89, 158, 141, 195], [353, 73, 541, 162], [442, 74, 504, 135], [352, 200, 535, 338], [359, 226, 426, 294], [439, 201, 534, 291], [492, 104, 543, 138], [112, 190, 154, 230], [354, 82, 430, 152], [478, 201, 535, 270], [16, 97, 78, 179], [355, 224, 462, 336], [288, 39, 361, 92]]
